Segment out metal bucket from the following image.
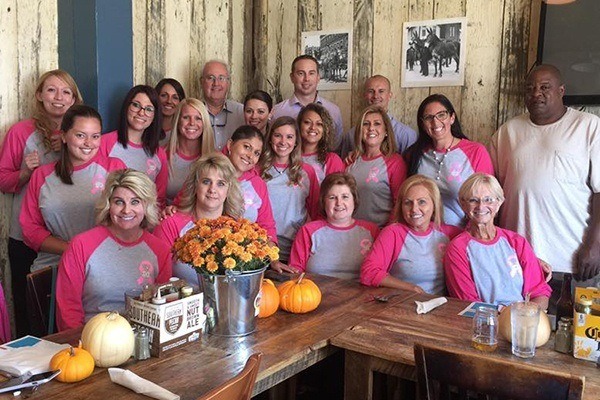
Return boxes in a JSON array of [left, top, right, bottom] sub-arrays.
[[199, 267, 266, 337]]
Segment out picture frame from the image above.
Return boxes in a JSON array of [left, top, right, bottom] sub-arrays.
[[301, 29, 352, 91], [401, 17, 467, 88]]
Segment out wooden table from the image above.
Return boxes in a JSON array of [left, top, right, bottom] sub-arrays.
[[331, 292, 600, 400], [4, 274, 413, 400]]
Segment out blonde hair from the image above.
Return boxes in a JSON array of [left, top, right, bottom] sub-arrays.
[[353, 105, 396, 157], [167, 98, 215, 172], [393, 174, 443, 228], [458, 173, 505, 213], [178, 153, 244, 219], [95, 169, 159, 229], [33, 69, 83, 151]]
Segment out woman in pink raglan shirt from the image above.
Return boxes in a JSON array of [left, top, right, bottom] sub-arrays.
[[346, 105, 407, 228], [56, 169, 171, 330], [0, 69, 82, 336], [404, 94, 494, 227], [154, 153, 244, 287], [165, 98, 214, 204], [289, 173, 379, 280], [444, 173, 551, 309], [298, 103, 344, 185], [361, 175, 461, 294], [20, 105, 126, 271], [100, 85, 168, 207], [260, 117, 320, 266]]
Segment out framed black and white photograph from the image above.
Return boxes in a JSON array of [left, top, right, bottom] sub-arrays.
[[401, 17, 466, 88], [301, 29, 352, 90]]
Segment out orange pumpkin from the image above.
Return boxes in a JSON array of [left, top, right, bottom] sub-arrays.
[[278, 273, 321, 313], [258, 279, 280, 318], [49, 343, 95, 383]]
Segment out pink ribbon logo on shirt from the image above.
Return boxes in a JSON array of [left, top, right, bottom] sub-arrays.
[[90, 173, 106, 194], [146, 159, 158, 179], [366, 167, 379, 183], [360, 239, 373, 255], [506, 255, 522, 278], [446, 162, 462, 182], [137, 260, 154, 285], [243, 189, 259, 211]]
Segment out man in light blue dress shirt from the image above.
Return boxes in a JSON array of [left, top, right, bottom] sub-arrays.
[[200, 60, 245, 150], [272, 55, 344, 150]]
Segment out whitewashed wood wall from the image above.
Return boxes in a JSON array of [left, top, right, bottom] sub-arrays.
[[4, 0, 592, 333]]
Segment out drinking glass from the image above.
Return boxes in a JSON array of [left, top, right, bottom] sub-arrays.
[[511, 301, 540, 358], [472, 306, 498, 352]]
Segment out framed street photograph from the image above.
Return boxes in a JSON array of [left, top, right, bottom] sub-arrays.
[[301, 29, 352, 90], [401, 17, 467, 88]]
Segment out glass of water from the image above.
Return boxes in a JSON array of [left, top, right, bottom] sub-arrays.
[[511, 301, 540, 358]]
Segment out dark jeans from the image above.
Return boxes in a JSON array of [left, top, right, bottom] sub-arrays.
[[8, 237, 37, 338]]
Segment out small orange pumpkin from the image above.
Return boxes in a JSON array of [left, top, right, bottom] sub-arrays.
[[278, 273, 321, 314], [49, 343, 95, 383], [258, 279, 280, 318]]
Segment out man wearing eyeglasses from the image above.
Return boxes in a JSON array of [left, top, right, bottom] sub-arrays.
[[200, 60, 245, 151], [492, 64, 600, 293], [272, 55, 344, 150], [339, 75, 417, 158]]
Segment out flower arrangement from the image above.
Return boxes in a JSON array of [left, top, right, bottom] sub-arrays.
[[173, 216, 279, 275]]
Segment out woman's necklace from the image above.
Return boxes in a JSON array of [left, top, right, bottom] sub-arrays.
[[273, 164, 288, 175], [432, 137, 455, 181]]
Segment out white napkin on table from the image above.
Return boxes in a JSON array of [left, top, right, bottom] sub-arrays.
[[108, 368, 180, 400], [415, 297, 447, 314], [0, 337, 69, 376]]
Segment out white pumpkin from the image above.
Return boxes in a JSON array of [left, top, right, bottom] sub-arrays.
[[498, 304, 551, 347], [81, 311, 134, 367]]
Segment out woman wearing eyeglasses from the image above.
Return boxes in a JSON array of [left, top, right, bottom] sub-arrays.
[[100, 85, 168, 207], [404, 94, 493, 227], [444, 173, 551, 309], [155, 78, 186, 146]]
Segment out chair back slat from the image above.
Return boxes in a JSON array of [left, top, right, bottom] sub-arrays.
[[196, 352, 262, 400], [414, 342, 585, 400]]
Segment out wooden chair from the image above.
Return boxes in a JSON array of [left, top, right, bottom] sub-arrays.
[[414, 342, 585, 400], [25, 265, 58, 336], [197, 352, 262, 400]]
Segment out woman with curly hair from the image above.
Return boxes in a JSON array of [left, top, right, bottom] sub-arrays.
[[298, 103, 344, 184]]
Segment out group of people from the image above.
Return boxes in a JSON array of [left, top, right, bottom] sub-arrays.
[[0, 54, 598, 341]]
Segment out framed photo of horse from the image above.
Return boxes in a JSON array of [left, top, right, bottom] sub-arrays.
[[301, 29, 353, 91], [401, 17, 467, 88]]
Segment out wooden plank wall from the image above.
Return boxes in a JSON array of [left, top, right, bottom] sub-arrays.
[[254, 0, 541, 145]]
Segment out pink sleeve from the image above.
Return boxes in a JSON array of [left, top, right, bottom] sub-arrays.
[[385, 155, 407, 206], [155, 147, 169, 208], [440, 224, 463, 239], [288, 224, 317, 272], [443, 235, 481, 302], [325, 153, 345, 175], [107, 157, 127, 171], [466, 141, 495, 175], [508, 232, 552, 300], [99, 131, 118, 158], [19, 166, 53, 251], [0, 122, 30, 193], [152, 216, 182, 248], [303, 164, 321, 220], [360, 224, 404, 287], [154, 241, 173, 284], [252, 178, 278, 244], [56, 234, 89, 330]]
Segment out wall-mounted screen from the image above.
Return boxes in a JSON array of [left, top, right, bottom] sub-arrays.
[[538, 0, 600, 105]]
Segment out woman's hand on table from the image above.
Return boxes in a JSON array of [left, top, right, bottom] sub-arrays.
[[270, 260, 298, 274]]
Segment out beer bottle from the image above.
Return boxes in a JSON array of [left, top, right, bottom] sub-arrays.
[[555, 273, 573, 330]]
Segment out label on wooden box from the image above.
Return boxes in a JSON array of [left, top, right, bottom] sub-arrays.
[[573, 287, 600, 362], [127, 292, 206, 357]]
